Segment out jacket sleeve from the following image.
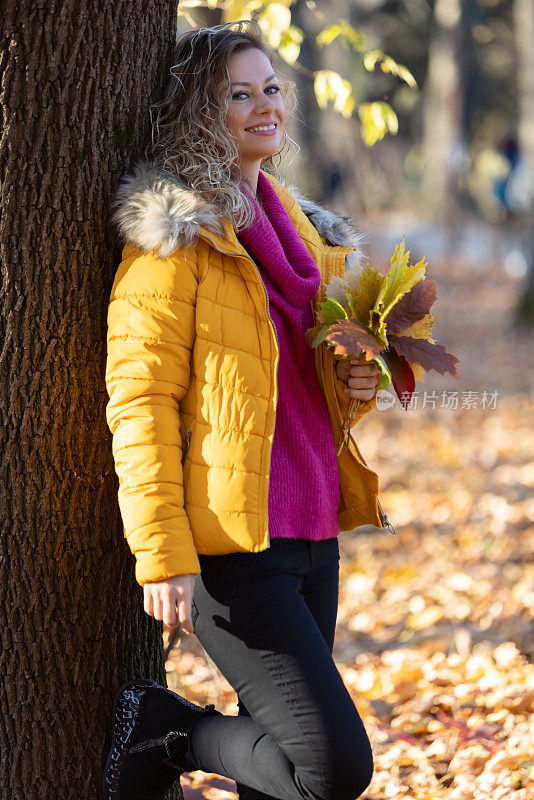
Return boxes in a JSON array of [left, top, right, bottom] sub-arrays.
[[105, 244, 201, 585]]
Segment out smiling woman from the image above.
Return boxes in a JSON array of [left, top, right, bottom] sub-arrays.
[[224, 48, 286, 194], [131, 20, 299, 235], [103, 17, 379, 800]]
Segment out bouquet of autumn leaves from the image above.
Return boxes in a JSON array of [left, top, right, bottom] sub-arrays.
[[305, 240, 460, 453]]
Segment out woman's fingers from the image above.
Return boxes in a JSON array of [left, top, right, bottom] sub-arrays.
[[336, 358, 378, 383], [345, 363, 379, 400], [144, 587, 154, 617], [350, 361, 379, 378], [348, 376, 379, 389], [162, 589, 178, 628], [177, 597, 194, 636], [152, 593, 164, 623], [143, 579, 194, 634], [346, 387, 377, 401]]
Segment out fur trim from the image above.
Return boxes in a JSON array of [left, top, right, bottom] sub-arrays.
[[112, 160, 366, 260], [111, 161, 226, 260], [286, 184, 366, 254]]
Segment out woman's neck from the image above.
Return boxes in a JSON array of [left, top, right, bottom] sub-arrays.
[[239, 160, 261, 197]]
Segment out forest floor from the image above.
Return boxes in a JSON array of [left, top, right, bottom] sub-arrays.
[[165, 229, 534, 800]]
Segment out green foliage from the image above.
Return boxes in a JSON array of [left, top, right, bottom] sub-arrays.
[[277, 25, 304, 64], [316, 20, 366, 52], [317, 296, 348, 325], [372, 239, 427, 342], [374, 354, 392, 391]]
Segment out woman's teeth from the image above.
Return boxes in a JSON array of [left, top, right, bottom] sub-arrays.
[[246, 124, 277, 133]]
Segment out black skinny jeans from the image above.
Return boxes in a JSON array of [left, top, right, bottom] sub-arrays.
[[185, 536, 374, 800]]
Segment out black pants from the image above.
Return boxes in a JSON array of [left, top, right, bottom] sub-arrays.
[[186, 536, 373, 800]]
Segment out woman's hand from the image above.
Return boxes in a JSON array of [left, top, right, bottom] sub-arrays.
[[143, 574, 196, 635], [335, 355, 379, 401]]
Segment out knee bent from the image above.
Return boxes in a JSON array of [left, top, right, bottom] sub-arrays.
[[319, 746, 374, 800]]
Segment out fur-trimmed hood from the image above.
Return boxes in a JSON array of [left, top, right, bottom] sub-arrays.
[[111, 160, 366, 260]]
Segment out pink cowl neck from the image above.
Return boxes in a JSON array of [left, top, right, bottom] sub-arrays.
[[236, 171, 340, 541]]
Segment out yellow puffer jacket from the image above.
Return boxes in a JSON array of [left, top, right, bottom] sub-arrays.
[[106, 162, 389, 586]]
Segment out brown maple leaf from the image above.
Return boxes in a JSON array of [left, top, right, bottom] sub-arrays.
[[386, 279, 437, 334], [388, 335, 460, 377], [326, 319, 384, 360]]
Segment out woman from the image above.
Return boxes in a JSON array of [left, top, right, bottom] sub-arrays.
[[102, 19, 385, 800]]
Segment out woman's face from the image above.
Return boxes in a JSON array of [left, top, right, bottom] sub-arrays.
[[224, 48, 286, 171]]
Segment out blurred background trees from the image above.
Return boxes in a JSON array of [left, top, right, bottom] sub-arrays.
[[183, 0, 534, 323]]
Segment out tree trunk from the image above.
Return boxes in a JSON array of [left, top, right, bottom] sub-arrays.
[[514, 0, 534, 326], [287, 0, 326, 198], [421, 0, 463, 219], [0, 2, 183, 798], [192, 5, 223, 26]]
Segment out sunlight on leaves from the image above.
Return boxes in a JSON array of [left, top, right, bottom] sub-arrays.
[[358, 101, 399, 146], [372, 239, 427, 340], [257, 3, 292, 47], [277, 26, 303, 64], [364, 48, 418, 88], [316, 20, 366, 51], [314, 70, 355, 118]]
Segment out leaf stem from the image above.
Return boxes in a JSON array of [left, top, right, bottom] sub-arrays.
[[337, 398, 360, 455]]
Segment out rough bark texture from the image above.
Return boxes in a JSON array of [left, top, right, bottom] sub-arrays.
[[0, 2, 183, 798]]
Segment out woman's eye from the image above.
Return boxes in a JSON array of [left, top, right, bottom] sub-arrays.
[[232, 85, 281, 100]]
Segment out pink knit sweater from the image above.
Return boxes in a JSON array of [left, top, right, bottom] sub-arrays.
[[237, 171, 340, 541]]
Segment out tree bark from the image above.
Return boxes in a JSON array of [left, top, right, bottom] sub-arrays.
[[0, 2, 182, 798], [514, 0, 534, 325], [190, 5, 223, 26], [286, 0, 327, 198], [421, 0, 463, 218]]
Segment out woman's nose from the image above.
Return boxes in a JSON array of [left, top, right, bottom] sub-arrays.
[[254, 94, 276, 113]]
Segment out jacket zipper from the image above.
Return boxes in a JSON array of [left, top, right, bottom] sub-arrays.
[[200, 234, 280, 548], [253, 266, 280, 548], [377, 497, 396, 535]]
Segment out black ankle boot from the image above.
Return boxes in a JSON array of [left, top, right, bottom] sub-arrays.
[[102, 678, 222, 800]]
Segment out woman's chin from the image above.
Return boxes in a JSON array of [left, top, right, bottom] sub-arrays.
[[247, 142, 282, 160]]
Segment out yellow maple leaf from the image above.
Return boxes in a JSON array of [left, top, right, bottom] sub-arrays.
[[372, 239, 427, 340], [347, 264, 384, 329]]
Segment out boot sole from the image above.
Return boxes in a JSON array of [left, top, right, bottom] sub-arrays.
[[102, 679, 159, 800]]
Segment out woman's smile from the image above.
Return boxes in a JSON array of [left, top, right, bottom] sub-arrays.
[[245, 122, 279, 135]]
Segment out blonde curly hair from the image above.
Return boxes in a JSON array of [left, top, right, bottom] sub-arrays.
[[144, 18, 298, 230]]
